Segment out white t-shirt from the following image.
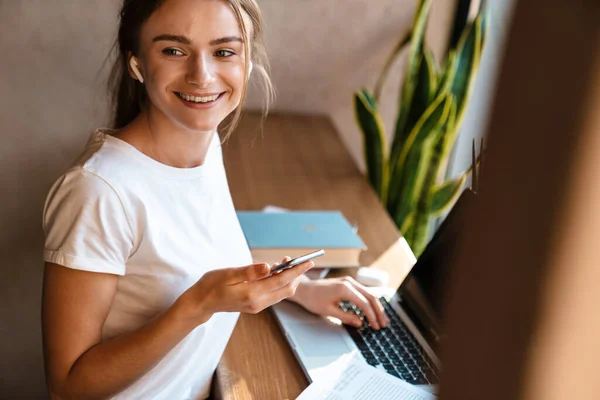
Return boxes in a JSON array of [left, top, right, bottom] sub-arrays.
[[43, 129, 252, 399]]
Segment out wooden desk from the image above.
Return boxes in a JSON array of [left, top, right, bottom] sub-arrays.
[[215, 112, 415, 399]]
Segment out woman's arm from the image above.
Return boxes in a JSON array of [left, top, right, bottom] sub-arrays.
[[42, 262, 202, 400], [42, 259, 314, 400]]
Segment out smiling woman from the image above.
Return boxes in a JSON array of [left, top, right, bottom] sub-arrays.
[[40, 1, 390, 399], [108, 0, 274, 141]]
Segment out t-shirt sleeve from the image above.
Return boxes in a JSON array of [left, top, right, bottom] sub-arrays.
[[42, 168, 134, 275]]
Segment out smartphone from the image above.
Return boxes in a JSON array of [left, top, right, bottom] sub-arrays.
[[269, 249, 325, 275]]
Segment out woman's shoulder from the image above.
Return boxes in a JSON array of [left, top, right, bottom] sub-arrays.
[[43, 130, 137, 241], [59, 128, 156, 193], [75, 128, 138, 181], [45, 129, 137, 205], [45, 163, 125, 218]]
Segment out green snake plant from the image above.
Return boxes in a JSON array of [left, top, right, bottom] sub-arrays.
[[354, 0, 488, 257]]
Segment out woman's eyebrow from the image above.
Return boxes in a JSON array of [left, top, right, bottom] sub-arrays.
[[152, 34, 191, 44], [209, 36, 243, 46], [152, 34, 243, 46]]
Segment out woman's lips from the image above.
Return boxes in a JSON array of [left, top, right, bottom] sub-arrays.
[[175, 92, 225, 109]]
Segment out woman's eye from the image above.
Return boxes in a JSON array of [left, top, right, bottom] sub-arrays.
[[162, 48, 184, 56], [215, 49, 234, 58]]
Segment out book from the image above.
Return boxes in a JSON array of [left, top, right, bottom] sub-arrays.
[[236, 211, 367, 268]]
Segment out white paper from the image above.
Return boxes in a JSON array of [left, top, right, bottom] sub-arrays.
[[296, 354, 436, 400]]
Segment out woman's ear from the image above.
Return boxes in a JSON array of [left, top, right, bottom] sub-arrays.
[[247, 60, 253, 79], [129, 56, 144, 83]]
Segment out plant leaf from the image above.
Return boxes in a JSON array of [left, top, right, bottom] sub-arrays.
[[393, 94, 449, 190], [450, 14, 483, 129], [400, 211, 415, 238], [423, 48, 439, 92], [374, 30, 412, 102], [448, 0, 472, 50], [397, 138, 434, 248], [435, 50, 457, 99], [409, 96, 456, 255], [404, 49, 439, 145], [403, 220, 415, 250], [390, 0, 433, 170], [429, 174, 467, 217], [388, 94, 452, 227], [432, 94, 458, 182], [354, 89, 388, 201]]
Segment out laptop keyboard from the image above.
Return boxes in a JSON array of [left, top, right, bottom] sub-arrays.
[[340, 298, 440, 385]]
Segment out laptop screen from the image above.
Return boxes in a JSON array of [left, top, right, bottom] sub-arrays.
[[396, 189, 475, 351]]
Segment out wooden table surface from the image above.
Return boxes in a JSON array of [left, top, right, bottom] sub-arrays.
[[215, 112, 416, 399]]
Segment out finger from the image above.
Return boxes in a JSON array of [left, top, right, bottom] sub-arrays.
[[341, 283, 381, 330], [262, 260, 314, 291], [268, 256, 293, 276], [271, 256, 290, 269], [325, 304, 363, 328], [227, 263, 270, 284], [350, 280, 390, 328], [259, 274, 306, 307]]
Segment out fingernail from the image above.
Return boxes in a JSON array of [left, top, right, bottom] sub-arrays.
[[373, 323, 380, 330]]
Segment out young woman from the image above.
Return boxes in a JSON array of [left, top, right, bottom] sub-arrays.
[[41, 0, 389, 398]]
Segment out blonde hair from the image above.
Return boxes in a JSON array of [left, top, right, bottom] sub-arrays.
[[222, 0, 275, 141], [107, 0, 275, 137]]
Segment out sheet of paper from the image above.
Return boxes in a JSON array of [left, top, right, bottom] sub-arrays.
[[296, 354, 436, 400]]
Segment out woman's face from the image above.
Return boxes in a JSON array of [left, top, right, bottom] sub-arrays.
[[135, 0, 250, 133]]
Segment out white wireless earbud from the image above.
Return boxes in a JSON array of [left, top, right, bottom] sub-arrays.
[[247, 60, 253, 78], [129, 57, 144, 83]]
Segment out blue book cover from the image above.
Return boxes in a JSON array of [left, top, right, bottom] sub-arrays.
[[236, 211, 366, 249]]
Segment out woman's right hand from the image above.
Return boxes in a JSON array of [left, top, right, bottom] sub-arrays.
[[176, 259, 314, 326]]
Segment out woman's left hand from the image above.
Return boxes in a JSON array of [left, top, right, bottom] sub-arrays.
[[289, 276, 390, 330]]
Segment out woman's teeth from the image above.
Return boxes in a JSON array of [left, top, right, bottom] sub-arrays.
[[178, 93, 220, 103]]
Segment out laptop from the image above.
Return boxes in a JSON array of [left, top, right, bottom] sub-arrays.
[[270, 188, 474, 393]]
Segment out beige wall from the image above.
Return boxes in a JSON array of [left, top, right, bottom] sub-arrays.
[[0, 0, 454, 397], [249, 1, 457, 171]]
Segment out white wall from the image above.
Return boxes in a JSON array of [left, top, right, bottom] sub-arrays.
[[446, 0, 518, 178]]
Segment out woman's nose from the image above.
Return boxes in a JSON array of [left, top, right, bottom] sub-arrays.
[[186, 55, 216, 88]]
